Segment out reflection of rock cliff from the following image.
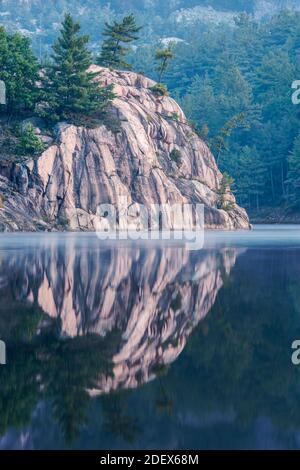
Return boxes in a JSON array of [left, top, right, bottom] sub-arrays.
[[0, 67, 249, 231], [0, 238, 239, 392]]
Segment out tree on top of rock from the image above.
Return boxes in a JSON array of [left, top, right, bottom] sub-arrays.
[[155, 45, 175, 83], [0, 26, 40, 116], [41, 14, 115, 125], [97, 14, 142, 70]]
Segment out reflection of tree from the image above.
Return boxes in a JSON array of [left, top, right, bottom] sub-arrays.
[[150, 364, 174, 416], [101, 393, 141, 444], [0, 298, 43, 343], [168, 250, 300, 429], [0, 305, 121, 443], [0, 301, 43, 435], [0, 245, 237, 446], [154, 377, 173, 416], [39, 331, 120, 443], [0, 345, 40, 436]]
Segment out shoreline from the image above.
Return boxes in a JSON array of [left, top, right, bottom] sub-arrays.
[[248, 208, 300, 225]]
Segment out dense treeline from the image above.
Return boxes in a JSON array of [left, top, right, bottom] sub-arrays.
[[130, 11, 300, 213], [0, 1, 290, 58]]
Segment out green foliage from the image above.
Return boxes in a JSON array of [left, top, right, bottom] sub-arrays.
[[150, 10, 300, 214], [17, 124, 45, 156], [155, 46, 175, 83], [97, 14, 142, 70], [198, 123, 210, 141], [41, 14, 115, 125], [56, 216, 69, 229], [0, 309, 120, 442], [219, 172, 234, 191], [287, 133, 300, 210], [101, 394, 141, 444], [223, 146, 266, 211], [150, 83, 168, 97], [0, 122, 45, 160], [217, 172, 234, 210], [166, 249, 300, 433], [212, 113, 247, 164], [0, 124, 19, 159], [169, 112, 180, 122], [170, 293, 182, 311], [0, 26, 40, 115], [170, 148, 182, 167], [0, 2, 260, 59]]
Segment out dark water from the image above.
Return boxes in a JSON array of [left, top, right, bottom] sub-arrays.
[[1, 225, 300, 450]]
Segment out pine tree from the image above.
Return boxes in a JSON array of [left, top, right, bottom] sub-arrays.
[[0, 27, 8, 69], [42, 14, 115, 124], [222, 146, 267, 211], [0, 27, 40, 116], [181, 75, 220, 136], [17, 123, 45, 156], [217, 172, 235, 210], [155, 46, 174, 83], [212, 113, 247, 164], [97, 14, 142, 70], [287, 133, 300, 210]]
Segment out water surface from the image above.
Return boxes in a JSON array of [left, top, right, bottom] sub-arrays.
[[0, 225, 300, 450]]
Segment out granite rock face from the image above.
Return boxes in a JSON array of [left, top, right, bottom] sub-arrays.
[[0, 67, 250, 231]]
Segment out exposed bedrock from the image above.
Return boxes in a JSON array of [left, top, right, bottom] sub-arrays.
[[0, 67, 250, 231]]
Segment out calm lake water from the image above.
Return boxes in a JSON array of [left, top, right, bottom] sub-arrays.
[[1, 225, 300, 450]]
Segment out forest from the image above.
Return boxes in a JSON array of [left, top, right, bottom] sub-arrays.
[[0, 2, 300, 217], [129, 10, 300, 216]]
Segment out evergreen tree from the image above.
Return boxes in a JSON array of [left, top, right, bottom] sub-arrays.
[[42, 14, 115, 124], [155, 46, 174, 83], [17, 124, 45, 156], [217, 172, 235, 210], [0, 27, 40, 116], [212, 113, 247, 164], [181, 76, 220, 135], [287, 133, 300, 210], [97, 14, 142, 70], [0, 27, 8, 69], [221, 146, 266, 210]]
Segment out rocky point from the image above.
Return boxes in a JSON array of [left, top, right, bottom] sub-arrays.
[[0, 66, 250, 231]]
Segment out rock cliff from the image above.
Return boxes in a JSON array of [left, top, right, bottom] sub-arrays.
[[0, 67, 250, 231]]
